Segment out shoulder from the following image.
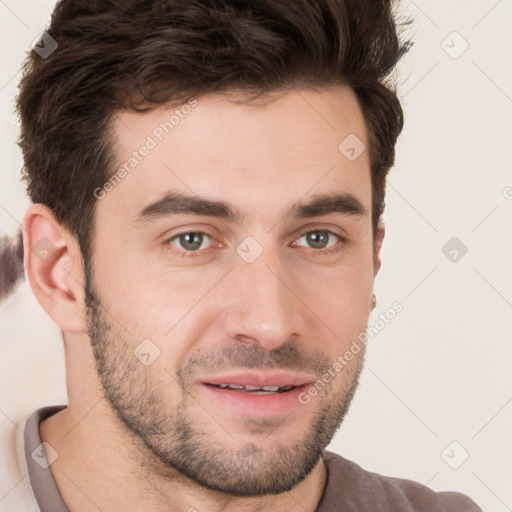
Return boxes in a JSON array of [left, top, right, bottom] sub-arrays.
[[318, 451, 482, 512], [0, 407, 40, 511]]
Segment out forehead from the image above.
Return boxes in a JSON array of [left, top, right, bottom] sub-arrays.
[[101, 87, 371, 224]]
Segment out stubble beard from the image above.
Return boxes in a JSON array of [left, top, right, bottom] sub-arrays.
[[84, 265, 364, 497]]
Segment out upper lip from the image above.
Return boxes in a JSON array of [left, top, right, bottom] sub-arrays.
[[200, 370, 315, 388]]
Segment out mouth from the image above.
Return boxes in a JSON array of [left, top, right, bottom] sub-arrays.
[[197, 371, 314, 418], [205, 383, 298, 394]]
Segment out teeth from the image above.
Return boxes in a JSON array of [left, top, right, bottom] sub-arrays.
[[215, 383, 294, 392], [261, 386, 280, 392]]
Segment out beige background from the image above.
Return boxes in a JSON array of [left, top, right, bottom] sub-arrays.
[[1, 1, 511, 510]]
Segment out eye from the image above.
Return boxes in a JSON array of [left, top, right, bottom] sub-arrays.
[[163, 228, 345, 259], [166, 231, 214, 255], [294, 229, 344, 254]]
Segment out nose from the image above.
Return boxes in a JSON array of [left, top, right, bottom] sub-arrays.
[[218, 254, 307, 351]]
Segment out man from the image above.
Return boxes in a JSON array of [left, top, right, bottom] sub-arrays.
[[2, 0, 481, 510]]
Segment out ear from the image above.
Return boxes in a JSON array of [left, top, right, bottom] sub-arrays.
[[22, 203, 88, 333], [373, 220, 385, 278]]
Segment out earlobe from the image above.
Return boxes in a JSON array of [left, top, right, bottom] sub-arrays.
[[373, 220, 385, 277], [22, 203, 87, 333], [370, 222, 385, 313]]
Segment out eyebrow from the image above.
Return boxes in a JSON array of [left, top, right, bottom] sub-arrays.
[[134, 189, 367, 225]]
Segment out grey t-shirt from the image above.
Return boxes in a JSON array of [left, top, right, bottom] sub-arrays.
[[25, 406, 481, 512]]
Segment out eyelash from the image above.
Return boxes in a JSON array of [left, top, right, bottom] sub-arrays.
[[163, 228, 346, 259]]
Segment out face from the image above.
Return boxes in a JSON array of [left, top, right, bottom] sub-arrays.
[[84, 87, 378, 496]]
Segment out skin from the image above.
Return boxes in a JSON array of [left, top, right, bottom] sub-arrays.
[[25, 86, 384, 512]]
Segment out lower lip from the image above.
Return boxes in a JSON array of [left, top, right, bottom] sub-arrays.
[[199, 384, 309, 417]]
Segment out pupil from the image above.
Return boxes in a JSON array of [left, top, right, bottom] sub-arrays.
[[181, 233, 202, 250], [307, 231, 328, 249]]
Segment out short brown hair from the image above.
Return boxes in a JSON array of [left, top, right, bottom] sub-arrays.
[[17, 0, 412, 263]]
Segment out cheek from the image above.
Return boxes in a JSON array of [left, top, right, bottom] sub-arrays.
[[302, 265, 374, 346], [92, 268, 220, 369], [91, 236, 198, 325], [322, 284, 372, 329]]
